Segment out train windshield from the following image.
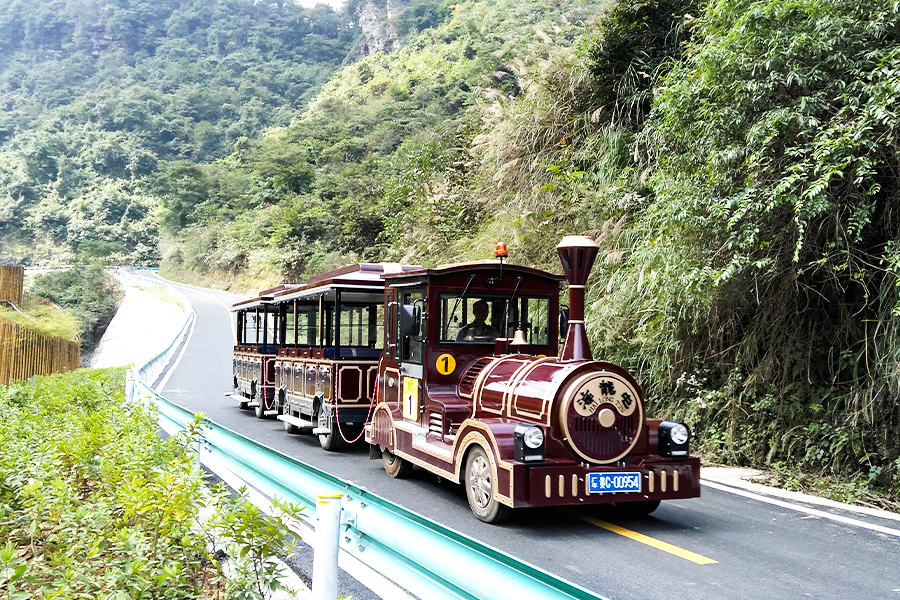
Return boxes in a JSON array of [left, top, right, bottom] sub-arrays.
[[439, 294, 551, 345]]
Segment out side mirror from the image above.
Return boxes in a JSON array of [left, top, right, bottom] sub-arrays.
[[559, 307, 569, 338], [399, 304, 421, 338]]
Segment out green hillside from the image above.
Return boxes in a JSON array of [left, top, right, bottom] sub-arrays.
[[2, 0, 898, 505], [0, 0, 358, 264]]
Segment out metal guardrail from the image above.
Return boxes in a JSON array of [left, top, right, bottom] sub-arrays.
[[127, 275, 607, 600], [132, 380, 608, 600]]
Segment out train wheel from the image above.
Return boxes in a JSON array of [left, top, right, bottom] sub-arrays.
[[284, 420, 300, 434], [317, 409, 346, 451], [615, 500, 660, 517], [465, 446, 510, 524], [382, 449, 413, 479], [254, 395, 269, 419]]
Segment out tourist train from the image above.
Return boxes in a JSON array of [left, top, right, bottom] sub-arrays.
[[230, 236, 700, 522]]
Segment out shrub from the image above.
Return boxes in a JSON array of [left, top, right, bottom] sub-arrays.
[[0, 368, 303, 598]]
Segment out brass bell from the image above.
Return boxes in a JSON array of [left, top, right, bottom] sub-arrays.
[[510, 328, 528, 346]]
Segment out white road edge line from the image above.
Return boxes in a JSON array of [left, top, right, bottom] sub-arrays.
[[154, 312, 195, 394], [702, 479, 900, 538], [163, 279, 241, 344]]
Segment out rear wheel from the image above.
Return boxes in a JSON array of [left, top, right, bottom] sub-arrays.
[[382, 449, 413, 479], [317, 408, 346, 451], [284, 419, 300, 434], [615, 499, 661, 517], [465, 446, 511, 523], [254, 388, 277, 419]]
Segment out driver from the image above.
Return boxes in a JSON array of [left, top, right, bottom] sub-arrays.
[[456, 300, 499, 342]]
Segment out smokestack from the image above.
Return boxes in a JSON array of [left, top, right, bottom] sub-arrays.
[[556, 235, 600, 361]]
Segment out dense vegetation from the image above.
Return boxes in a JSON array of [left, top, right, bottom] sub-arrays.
[[3, 0, 899, 503], [0, 0, 359, 265], [29, 265, 123, 351], [154, 0, 604, 289], [0, 368, 302, 597]]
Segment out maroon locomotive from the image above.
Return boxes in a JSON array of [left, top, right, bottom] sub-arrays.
[[365, 236, 699, 522], [230, 236, 700, 522]]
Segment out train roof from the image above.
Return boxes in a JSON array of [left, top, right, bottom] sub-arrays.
[[382, 260, 565, 283], [232, 262, 421, 310]]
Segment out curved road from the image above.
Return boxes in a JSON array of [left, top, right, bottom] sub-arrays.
[[159, 281, 900, 600]]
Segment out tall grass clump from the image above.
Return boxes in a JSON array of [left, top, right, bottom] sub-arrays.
[[0, 368, 303, 597]]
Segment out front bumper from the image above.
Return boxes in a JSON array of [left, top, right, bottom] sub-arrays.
[[515, 457, 701, 508]]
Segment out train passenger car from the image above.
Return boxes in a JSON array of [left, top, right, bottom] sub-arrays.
[[366, 236, 701, 522], [230, 263, 418, 450], [231, 284, 296, 418]]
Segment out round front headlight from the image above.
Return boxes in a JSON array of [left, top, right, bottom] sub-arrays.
[[669, 423, 689, 445], [523, 427, 544, 449]]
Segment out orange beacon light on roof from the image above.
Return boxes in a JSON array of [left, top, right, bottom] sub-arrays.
[[494, 242, 509, 259]]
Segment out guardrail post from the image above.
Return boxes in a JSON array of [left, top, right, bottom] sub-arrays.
[[126, 369, 135, 402], [312, 493, 343, 600]]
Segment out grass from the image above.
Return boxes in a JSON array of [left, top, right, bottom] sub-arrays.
[[0, 300, 80, 341], [135, 285, 185, 309]]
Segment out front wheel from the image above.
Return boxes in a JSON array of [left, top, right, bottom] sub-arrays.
[[465, 446, 511, 524], [317, 408, 346, 451], [382, 449, 413, 478]]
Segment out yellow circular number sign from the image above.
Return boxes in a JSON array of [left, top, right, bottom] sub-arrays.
[[436, 353, 456, 376]]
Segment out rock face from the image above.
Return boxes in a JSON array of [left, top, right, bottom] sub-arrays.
[[355, 0, 411, 55]]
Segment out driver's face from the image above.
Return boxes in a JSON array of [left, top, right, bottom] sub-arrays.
[[474, 304, 488, 320]]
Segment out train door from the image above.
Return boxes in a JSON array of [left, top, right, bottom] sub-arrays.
[[397, 287, 425, 423]]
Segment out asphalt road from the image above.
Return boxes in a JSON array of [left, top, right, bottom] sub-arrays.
[[160, 281, 900, 600]]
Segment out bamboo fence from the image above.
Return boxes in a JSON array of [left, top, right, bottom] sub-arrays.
[[0, 314, 81, 386], [0, 266, 79, 385], [0, 265, 24, 306]]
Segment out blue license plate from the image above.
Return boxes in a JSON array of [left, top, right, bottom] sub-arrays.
[[588, 472, 642, 494]]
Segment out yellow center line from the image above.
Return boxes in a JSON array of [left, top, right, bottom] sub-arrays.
[[575, 513, 718, 565]]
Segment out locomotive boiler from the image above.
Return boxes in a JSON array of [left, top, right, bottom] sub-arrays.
[[366, 236, 700, 522]]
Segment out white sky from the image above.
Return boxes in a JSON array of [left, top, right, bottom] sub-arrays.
[[293, 0, 345, 8]]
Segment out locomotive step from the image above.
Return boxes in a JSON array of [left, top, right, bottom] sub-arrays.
[[227, 393, 278, 414], [277, 413, 315, 429]]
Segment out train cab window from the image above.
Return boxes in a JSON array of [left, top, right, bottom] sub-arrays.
[[398, 289, 425, 364], [440, 294, 551, 345]]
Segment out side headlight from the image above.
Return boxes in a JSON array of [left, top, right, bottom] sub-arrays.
[[658, 421, 690, 459], [514, 424, 545, 463], [523, 427, 544, 449]]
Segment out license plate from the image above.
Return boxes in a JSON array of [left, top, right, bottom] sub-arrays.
[[588, 472, 642, 494]]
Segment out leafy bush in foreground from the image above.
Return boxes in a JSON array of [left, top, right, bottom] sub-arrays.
[[0, 368, 302, 598]]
